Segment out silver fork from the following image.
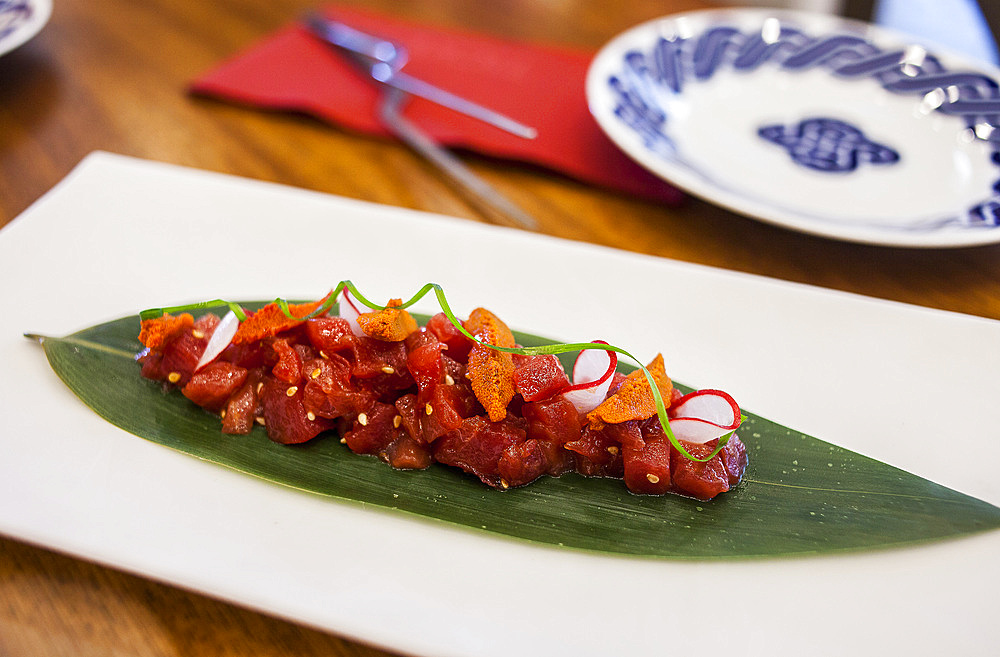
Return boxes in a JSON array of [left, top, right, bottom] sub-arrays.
[[303, 14, 536, 140], [304, 14, 539, 230]]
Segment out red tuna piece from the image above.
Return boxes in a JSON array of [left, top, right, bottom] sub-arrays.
[[522, 396, 582, 446], [421, 383, 476, 443], [512, 354, 570, 402], [565, 425, 625, 478], [720, 435, 748, 485], [145, 314, 219, 386], [407, 340, 446, 404], [385, 433, 433, 470], [222, 370, 263, 435], [269, 337, 303, 384], [433, 415, 527, 487], [353, 336, 408, 378], [302, 353, 377, 422], [497, 439, 548, 487], [181, 361, 248, 412], [343, 402, 397, 454], [425, 312, 474, 362], [670, 440, 731, 500], [621, 418, 672, 495], [351, 336, 413, 398], [305, 317, 355, 355], [220, 338, 273, 370], [394, 393, 423, 443], [259, 376, 334, 444]]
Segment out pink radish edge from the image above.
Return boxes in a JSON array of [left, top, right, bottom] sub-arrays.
[[668, 389, 741, 444], [562, 341, 617, 413]]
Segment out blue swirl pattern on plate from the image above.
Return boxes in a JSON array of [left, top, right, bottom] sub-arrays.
[[607, 21, 1000, 230], [0, 0, 32, 41]]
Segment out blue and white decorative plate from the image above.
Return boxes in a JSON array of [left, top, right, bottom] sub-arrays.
[[586, 9, 1000, 247], [0, 0, 50, 58]]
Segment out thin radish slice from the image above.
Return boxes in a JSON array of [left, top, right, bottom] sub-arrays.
[[195, 310, 239, 371], [563, 382, 610, 414], [668, 389, 741, 444], [562, 342, 617, 413], [569, 341, 616, 387], [338, 289, 363, 336]]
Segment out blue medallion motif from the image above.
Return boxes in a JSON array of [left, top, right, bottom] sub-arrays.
[[758, 117, 900, 172]]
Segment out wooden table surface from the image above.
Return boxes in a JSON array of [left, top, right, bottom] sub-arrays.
[[3, 0, 999, 656]]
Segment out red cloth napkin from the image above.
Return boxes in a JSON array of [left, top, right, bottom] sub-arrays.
[[190, 5, 683, 204]]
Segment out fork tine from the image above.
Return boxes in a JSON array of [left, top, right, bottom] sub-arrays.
[[378, 89, 539, 230], [304, 13, 536, 139]]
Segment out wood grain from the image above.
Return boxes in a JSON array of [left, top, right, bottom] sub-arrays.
[[3, 0, 1000, 655]]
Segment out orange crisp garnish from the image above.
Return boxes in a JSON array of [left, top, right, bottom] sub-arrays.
[[357, 299, 419, 342], [232, 292, 333, 345], [138, 312, 193, 349], [465, 307, 516, 422], [586, 353, 673, 430], [464, 307, 516, 346]]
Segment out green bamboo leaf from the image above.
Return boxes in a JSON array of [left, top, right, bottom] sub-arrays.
[[31, 310, 1000, 559]]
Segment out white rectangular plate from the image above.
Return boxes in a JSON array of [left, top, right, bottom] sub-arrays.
[[1, 152, 997, 656]]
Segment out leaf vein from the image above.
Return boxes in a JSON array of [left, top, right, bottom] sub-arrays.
[[46, 335, 138, 359], [746, 478, 984, 505]]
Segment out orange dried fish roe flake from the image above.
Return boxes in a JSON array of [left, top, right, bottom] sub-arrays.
[[138, 312, 194, 349], [357, 298, 418, 341], [464, 307, 516, 347], [232, 292, 333, 344], [586, 353, 673, 429], [464, 307, 516, 422]]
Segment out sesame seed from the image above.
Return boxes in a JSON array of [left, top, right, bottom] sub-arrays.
[[340, 437, 347, 444], [607, 446, 619, 455], [320, 350, 329, 359], [220, 410, 226, 419], [192, 329, 205, 339], [646, 473, 660, 484], [444, 374, 455, 385], [255, 416, 266, 426], [286, 386, 298, 397], [167, 372, 181, 383], [310, 368, 321, 379], [256, 382, 264, 394], [306, 412, 316, 421], [499, 479, 509, 489], [393, 415, 402, 428], [358, 413, 368, 426], [425, 403, 433, 415], [381, 365, 395, 374]]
